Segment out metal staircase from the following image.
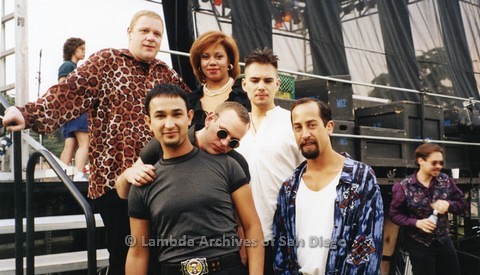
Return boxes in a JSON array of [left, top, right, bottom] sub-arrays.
[[1, 2, 107, 274]]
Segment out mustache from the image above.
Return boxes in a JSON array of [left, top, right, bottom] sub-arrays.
[[300, 138, 317, 146]]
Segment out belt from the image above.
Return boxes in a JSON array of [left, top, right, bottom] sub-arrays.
[[160, 252, 241, 275]]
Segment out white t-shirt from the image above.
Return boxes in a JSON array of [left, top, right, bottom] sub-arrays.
[[236, 106, 304, 241], [296, 172, 340, 275]]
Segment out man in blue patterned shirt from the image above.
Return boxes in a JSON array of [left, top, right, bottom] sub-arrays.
[[272, 98, 384, 274]]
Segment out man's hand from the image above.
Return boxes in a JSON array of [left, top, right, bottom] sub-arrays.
[[123, 164, 156, 186], [2, 106, 25, 132], [431, 200, 449, 214], [415, 218, 437, 233]]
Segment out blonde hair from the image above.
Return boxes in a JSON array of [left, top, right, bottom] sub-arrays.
[[215, 101, 250, 125], [129, 10, 163, 30]]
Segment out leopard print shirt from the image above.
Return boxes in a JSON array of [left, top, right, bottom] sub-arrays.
[[20, 48, 190, 199]]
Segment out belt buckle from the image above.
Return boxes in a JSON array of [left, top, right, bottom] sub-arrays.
[[181, 258, 209, 275]]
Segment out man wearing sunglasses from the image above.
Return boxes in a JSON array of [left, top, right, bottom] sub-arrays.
[[116, 100, 251, 198], [125, 84, 263, 274], [117, 100, 253, 272], [390, 143, 467, 275]]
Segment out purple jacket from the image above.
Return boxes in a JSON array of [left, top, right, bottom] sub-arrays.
[[390, 172, 467, 246]]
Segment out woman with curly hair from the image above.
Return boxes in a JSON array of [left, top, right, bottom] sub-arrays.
[[58, 37, 89, 181]]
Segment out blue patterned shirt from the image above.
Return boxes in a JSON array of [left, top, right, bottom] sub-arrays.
[[272, 155, 384, 275]]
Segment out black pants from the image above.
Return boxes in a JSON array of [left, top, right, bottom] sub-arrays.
[[264, 243, 274, 275], [404, 235, 460, 275], [93, 190, 130, 275]]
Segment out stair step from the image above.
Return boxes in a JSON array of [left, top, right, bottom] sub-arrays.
[[0, 214, 104, 234], [0, 248, 109, 274]]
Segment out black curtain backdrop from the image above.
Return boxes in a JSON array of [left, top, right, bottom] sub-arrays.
[[304, 0, 349, 76], [438, 0, 478, 100], [231, 0, 272, 61], [378, 0, 421, 102], [162, 0, 197, 90], [178, 0, 480, 102]]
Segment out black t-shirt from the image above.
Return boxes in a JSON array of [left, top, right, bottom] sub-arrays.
[[188, 85, 251, 130], [129, 148, 248, 262]]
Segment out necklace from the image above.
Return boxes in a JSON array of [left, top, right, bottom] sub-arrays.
[[203, 77, 234, 97]]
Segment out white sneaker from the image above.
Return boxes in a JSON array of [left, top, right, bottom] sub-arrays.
[[73, 172, 89, 182]]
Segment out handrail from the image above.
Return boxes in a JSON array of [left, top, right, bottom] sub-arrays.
[[0, 93, 11, 109], [330, 133, 480, 147], [161, 48, 480, 144], [1, 93, 24, 275], [160, 49, 480, 104], [25, 149, 97, 275]]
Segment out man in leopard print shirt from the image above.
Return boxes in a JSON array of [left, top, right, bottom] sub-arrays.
[[3, 10, 190, 274]]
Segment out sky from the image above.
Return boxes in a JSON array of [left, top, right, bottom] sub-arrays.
[[5, 0, 171, 101]]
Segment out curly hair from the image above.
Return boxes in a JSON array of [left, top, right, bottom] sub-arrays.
[[63, 37, 85, 61]]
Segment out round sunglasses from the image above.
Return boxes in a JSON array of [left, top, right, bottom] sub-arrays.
[[216, 129, 240, 149]]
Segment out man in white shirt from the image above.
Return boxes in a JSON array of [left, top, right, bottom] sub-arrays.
[[273, 98, 383, 274], [236, 48, 304, 274]]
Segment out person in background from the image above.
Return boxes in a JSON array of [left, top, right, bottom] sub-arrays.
[[58, 37, 89, 181], [236, 48, 304, 274], [273, 98, 384, 274], [3, 10, 189, 274], [390, 143, 467, 275], [126, 84, 263, 275], [188, 30, 250, 129]]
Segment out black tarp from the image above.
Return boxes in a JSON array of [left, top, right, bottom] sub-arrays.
[[230, 0, 272, 60], [378, 0, 421, 102], [184, 0, 480, 102], [438, 0, 478, 99], [304, 0, 349, 76], [162, 0, 197, 89]]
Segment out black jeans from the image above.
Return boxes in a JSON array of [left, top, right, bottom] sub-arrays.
[[404, 235, 460, 275], [264, 243, 274, 275], [93, 190, 130, 275]]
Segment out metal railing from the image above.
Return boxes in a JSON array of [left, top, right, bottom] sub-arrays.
[[25, 149, 97, 275], [162, 48, 480, 147], [1, 93, 24, 275], [1, 93, 98, 274]]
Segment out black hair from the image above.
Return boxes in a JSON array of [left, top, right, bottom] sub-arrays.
[[144, 84, 191, 116], [63, 37, 85, 61], [290, 97, 332, 126], [244, 47, 278, 69]]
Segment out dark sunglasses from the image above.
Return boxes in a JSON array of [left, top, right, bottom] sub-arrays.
[[217, 129, 240, 149], [429, 160, 444, 167]]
